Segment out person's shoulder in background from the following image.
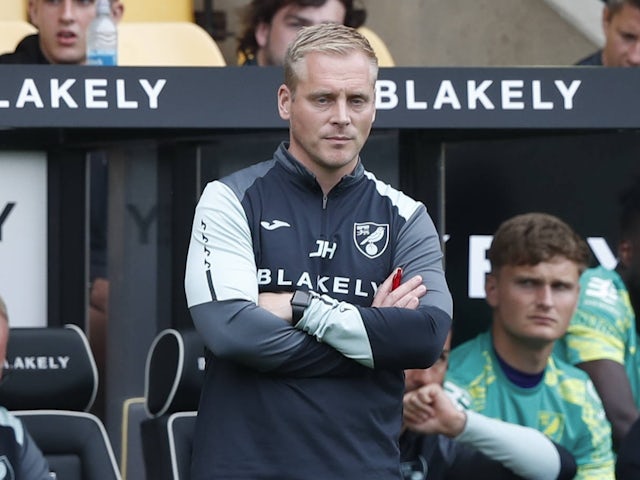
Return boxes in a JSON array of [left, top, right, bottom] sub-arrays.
[[0, 34, 48, 64], [575, 50, 603, 66]]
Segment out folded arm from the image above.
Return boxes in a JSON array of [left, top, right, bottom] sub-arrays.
[[185, 181, 366, 377], [403, 383, 576, 480], [294, 205, 452, 369], [185, 182, 452, 375]]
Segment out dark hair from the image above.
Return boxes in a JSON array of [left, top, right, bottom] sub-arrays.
[[607, 0, 640, 14], [488, 213, 590, 273], [237, 0, 366, 61], [619, 176, 640, 240]]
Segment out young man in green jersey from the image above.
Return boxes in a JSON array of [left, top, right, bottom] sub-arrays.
[[401, 330, 577, 480], [446, 212, 615, 480], [555, 179, 640, 449]]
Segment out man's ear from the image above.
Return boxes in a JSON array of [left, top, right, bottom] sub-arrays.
[[485, 273, 498, 308], [28, 0, 39, 27], [278, 84, 291, 120], [602, 5, 613, 31], [111, 1, 124, 22], [619, 240, 633, 268], [255, 22, 270, 48]]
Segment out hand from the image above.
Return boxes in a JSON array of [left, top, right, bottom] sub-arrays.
[[403, 383, 466, 437], [371, 269, 426, 309], [259, 292, 294, 323], [89, 277, 109, 314], [88, 277, 109, 402]]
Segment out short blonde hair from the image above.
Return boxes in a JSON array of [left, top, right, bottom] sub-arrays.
[[284, 23, 378, 92]]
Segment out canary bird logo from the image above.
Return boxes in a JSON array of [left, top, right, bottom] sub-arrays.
[[354, 222, 389, 259], [539, 411, 565, 441]]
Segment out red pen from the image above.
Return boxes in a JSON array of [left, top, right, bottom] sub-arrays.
[[392, 268, 403, 290]]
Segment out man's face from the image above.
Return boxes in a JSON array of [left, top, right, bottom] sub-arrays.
[[29, 0, 123, 65], [255, 0, 347, 66], [278, 50, 376, 182], [618, 232, 640, 296], [485, 258, 581, 349], [602, 3, 640, 67], [404, 332, 451, 392]]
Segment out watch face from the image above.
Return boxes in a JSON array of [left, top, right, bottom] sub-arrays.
[[290, 290, 306, 305]]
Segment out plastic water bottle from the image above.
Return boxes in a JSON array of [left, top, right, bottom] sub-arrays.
[[86, 0, 117, 66]]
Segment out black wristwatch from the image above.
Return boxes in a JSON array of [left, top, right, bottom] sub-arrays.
[[290, 290, 313, 326]]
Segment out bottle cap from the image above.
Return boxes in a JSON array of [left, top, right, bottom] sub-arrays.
[[96, 0, 111, 15]]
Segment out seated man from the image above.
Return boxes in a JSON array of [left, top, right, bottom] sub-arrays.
[[401, 331, 576, 480], [0, 0, 124, 64], [555, 178, 640, 449], [0, 294, 52, 479], [577, 0, 640, 66], [445, 213, 615, 479], [236, 0, 365, 66], [556, 180, 640, 449]]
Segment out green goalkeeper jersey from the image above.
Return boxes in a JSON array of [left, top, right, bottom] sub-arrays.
[[555, 265, 640, 410], [446, 332, 614, 480]]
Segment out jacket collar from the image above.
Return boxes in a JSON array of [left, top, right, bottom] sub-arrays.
[[274, 141, 365, 193]]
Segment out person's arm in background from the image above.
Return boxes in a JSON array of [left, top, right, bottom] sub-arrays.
[[4, 413, 52, 480], [88, 151, 109, 325], [403, 383, 576, 480], [560, 274, 639, 449], [577, 359, 639, 449], [88, 278, 108, 366], [19, 431, 53, 480]]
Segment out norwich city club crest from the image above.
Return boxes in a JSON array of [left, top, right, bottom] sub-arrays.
[[353, 222, 389, 259]]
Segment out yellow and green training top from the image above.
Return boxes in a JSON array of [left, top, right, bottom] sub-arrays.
[[556, 265, 640, 410], [446, 331, 615, 480]]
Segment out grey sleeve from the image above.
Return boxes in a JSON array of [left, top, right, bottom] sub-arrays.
[[16, 423, 52, 480], [455, 411, 563, 480]]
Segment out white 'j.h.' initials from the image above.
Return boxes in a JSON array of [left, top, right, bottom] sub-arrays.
[[309, 240, 337, 259]]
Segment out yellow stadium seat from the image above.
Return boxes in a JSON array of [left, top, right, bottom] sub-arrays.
[[0, 0, 28, 22], [358, 26, 395, 67], [0, 0, 191, 23], [0, 20, 37, 56], [118, 22, 226, 66], [121, 1, 193, 23]]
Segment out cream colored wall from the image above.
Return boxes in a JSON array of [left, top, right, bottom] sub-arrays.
[[195, 0, 600, 66], [1, 0, 28, 21], [122, 1, 194, 22], [364, 0, 598, 66]]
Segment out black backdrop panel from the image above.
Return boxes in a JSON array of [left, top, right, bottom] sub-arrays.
[[445, 131, 640, 347]]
